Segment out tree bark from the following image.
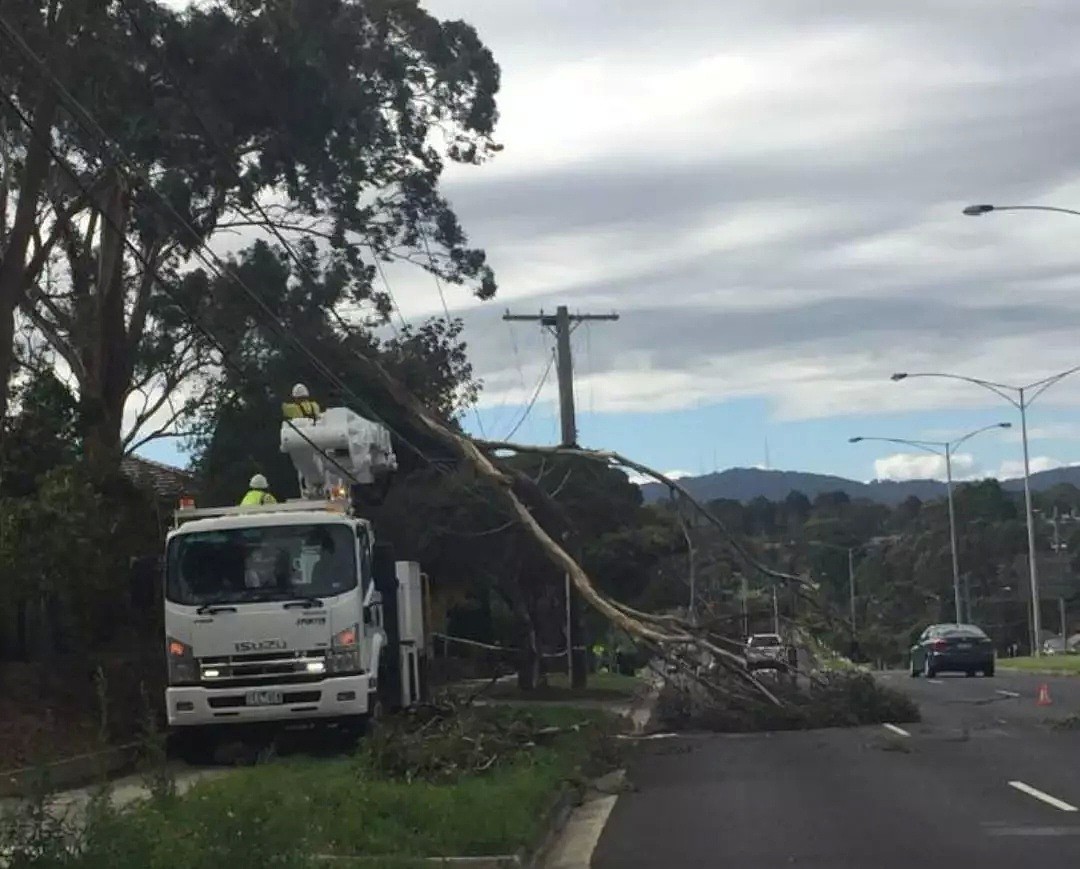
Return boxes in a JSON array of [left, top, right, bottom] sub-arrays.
[[79, 172, 135, 475], [516, 603, 540, 691], [0, 85, 59, 427]]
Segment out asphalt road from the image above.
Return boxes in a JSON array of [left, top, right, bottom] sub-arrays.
[[592, 668, 1080, 868]]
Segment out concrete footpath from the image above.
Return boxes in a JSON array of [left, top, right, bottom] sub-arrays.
[[0, 764, 225, 827]]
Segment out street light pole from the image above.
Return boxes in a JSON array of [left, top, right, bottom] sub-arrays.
[[944, 442, 962, 625], [892, 366, 1080, 653], [1018, 387, 1041, 652], [849, 422, 1010, 625], [848, 547, 856, 633], [962, 201, 1080, 651]]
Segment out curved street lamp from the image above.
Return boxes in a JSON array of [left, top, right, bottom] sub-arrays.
[[963, 203, 1080, 219], [892, 368, 1080, 653], [849, 423, 1011, 625]]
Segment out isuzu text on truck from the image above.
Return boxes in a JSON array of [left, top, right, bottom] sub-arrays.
[[163, 405, 426, 760]]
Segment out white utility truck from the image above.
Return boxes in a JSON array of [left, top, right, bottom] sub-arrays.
[[163, 406, 425, 760]]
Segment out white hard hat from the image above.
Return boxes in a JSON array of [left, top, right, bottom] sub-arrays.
[[249, 473, 269, 490], [292, 383, 309, 399]]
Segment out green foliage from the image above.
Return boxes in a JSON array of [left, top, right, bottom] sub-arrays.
[[5, 707, 616, 867], [686, 480, 1046, 662], [3, 0, 501, 467], [0, 463, 160, 659], [999, 655, 1080, 673], [0, 368, 80, 497]]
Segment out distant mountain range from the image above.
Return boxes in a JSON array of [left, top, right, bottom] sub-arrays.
[[638, 465, 1080, 506]]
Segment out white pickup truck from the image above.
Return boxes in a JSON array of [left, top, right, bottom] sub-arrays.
[[744, 633, 790, 672]]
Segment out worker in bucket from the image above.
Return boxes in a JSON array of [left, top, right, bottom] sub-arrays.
[[240, 473, 278, 506], [282, 383, 321, 421]]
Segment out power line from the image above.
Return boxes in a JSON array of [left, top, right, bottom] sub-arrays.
[[504, 348, 556, 441], [417, 221, 486, 439], [503, 306, 619, 447]]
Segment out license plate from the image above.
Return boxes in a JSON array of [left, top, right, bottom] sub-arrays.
[[956, 642, 971, 649], [246, 690, 283, 706]]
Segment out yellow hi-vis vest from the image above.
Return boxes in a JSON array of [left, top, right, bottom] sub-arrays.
[[241, 489, 277, 506], [282, 399, 321, 420]]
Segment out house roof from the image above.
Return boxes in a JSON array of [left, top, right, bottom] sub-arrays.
[[120, 455, 195, 500]]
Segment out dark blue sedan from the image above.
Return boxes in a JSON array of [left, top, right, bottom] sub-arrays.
[[910, 623, 995, 678]]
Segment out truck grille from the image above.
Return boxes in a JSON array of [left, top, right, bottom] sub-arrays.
[[198, 650, 327, 686]]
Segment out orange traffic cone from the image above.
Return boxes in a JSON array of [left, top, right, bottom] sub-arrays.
[[1037, 683, 1053, 706]]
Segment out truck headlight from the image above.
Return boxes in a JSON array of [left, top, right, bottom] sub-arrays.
[[327, 623, 361, 673], [167, 637, 197, 684]]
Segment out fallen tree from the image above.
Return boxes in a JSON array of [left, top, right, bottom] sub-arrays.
[[318, 341, 850, 706]]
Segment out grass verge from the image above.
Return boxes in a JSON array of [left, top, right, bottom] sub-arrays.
[[999, 655, 1080, 674], [1, 705, 621, 868]]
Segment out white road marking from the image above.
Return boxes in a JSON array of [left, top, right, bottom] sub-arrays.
[[996, 689, 1021, 698], [882, 723, 910, 737], [1009, 781, 1079, 812], [927, 679, 944, 684]]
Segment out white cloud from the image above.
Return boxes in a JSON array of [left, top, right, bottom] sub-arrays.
[[399, 0, 1080, 428], [873, 451, 976, 482], [626, 469, 692, 485], [997, 457, 1067, 479]]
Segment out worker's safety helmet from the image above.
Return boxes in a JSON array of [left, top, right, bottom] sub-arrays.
[[249, 473, 269, 490], [291, 383, 309, 399]]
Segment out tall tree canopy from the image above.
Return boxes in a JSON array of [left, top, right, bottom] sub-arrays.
[[0, 0, 500, 471]]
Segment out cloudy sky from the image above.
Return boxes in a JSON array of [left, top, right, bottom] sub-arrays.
[[144, 0, 1080, 484]]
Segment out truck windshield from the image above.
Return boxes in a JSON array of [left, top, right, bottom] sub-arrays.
[[166, 523, 357, 606]]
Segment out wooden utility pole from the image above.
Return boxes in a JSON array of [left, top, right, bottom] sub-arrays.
[[503, 305, 619, 687], [504, 306, 618, 447]]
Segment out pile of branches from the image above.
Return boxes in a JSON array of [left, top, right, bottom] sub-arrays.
[[351, 698, 617, 784], [657, 669, 921, 734]]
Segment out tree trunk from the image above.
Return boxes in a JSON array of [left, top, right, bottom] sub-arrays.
[[516, 605, 540, 691], [80, 173, 132, 475], [0, 84, 60, 427]]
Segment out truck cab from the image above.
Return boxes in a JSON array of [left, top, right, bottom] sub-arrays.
[[163, 406, 424, 760]]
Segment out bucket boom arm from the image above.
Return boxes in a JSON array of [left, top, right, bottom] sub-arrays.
[[280, 407, 397, 500]]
